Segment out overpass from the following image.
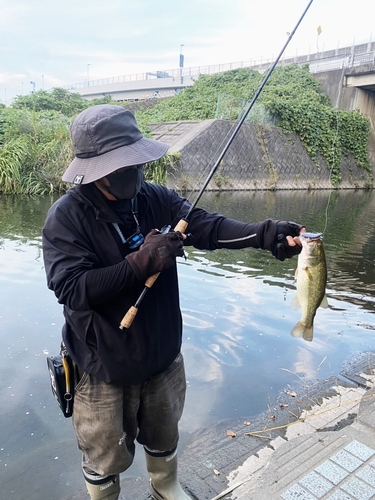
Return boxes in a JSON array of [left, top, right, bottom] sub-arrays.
[[66, 70, 196, 101], [65, 41, 375, 102]]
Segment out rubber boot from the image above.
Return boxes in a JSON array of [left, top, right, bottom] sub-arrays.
[[83, 469, 120, 500], [145, 448, 191, 500]]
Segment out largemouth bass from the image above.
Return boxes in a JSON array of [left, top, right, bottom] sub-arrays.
[[291, 232, 328, 342]]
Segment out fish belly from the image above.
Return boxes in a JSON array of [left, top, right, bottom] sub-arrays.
[[297, 263, 326, 327]]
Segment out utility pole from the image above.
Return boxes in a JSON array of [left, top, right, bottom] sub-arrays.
[[87, 64, 91, 87], [179, 44, 184, 85]]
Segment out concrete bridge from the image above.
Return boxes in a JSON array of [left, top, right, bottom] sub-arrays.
[[311, 51, 375, 166], [67, 41, 375, 104], [67, 41, 375, 168]]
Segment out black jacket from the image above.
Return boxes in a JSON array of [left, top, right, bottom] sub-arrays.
[[42, 182, 263, 385]]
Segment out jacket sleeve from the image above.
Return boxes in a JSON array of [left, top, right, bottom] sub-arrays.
[[42, 200, 139, 311], [169, 192, 264, 251], [215, 217, 264, 249], [184, 204, 303, 260]]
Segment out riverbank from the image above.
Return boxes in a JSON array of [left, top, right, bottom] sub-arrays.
[[177, 351, 375, 500], [68, 352, 375, 500]]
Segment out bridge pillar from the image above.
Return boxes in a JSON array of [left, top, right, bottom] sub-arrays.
[[314, 64, 375, 184]]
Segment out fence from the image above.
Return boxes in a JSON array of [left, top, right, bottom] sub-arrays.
[[63, 41, 375, 92]]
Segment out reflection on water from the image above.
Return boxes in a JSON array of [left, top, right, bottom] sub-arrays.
[[0, 190, 375, 498]]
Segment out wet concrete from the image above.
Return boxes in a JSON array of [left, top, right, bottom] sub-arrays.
[[178, 351, 375, 500]]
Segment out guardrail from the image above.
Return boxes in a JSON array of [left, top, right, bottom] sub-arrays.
[[64, 59, 276, 91], [309, 51, 375, 73], [64, 45, 375, 92]]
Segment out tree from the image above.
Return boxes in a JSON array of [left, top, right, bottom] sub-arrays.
[[11, 88, 115, 116]]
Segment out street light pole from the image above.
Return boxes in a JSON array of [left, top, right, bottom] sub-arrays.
[[87, 64, 91, 87], [179, 44, 184, 85]]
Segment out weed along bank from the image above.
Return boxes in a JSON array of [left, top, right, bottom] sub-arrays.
[[1, 64, 373, 196]]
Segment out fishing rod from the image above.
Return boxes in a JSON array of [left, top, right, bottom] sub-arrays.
[[119, 0, 315, 330]]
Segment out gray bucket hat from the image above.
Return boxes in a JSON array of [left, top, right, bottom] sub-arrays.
[[62, 104, 169, 184]]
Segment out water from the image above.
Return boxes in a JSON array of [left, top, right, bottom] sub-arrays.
[[1, 190, 374, 498]]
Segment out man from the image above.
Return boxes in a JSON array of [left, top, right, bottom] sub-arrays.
[[42, 104, 304, 500]]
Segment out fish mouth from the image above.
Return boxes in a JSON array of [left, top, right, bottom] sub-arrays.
[[300, 232, 322, 242], [301, 232, 322, 240]]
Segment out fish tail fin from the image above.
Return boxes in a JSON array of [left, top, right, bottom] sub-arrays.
[[290, 322, 313, 342], [303, 326, 314, 342]]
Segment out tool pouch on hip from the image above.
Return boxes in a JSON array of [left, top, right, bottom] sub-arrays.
[[46, 342, 74, 418]]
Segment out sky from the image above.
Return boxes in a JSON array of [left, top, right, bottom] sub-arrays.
[[1, 0, 374, 105]]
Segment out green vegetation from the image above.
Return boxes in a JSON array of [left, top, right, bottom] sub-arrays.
[[0, 109, 72, 194], [262, 65, 372, 185], [136, 68, 263, 123], [0, 89, 176, 194], [0, 65, 372, 194], [137, 64, 372, 187], [144, 152, 181, 185], [11, 88, 114, 115], [0, 89, 115, 195]]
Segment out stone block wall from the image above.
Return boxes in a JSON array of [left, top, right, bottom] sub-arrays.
[[163, 121, 373, 191]]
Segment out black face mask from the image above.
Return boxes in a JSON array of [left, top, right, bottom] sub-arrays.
[[106, 166, 144, 200]]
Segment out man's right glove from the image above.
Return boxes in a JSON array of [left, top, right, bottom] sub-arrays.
[[257, 219, 305, 261], [126, 229, 184, 281]]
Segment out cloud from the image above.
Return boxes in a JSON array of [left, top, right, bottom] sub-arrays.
[[1, 0, 374, 104]]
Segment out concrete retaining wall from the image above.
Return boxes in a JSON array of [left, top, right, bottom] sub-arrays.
[[150, 120, 373, 191], [314, 65, 375, 170]]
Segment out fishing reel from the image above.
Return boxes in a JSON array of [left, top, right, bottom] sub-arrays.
[[124, 225, 171, 251], [124, 229, 145, 250]]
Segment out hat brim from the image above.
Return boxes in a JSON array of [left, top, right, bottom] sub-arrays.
[[62, 137, 169, 184]]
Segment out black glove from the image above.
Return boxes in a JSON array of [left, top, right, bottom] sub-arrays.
[[258, 219, 305, 261], [126, 229, 184, 280]]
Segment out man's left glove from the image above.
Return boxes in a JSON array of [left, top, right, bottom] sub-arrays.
[[257, 219, 305, 261], [126, 229, 184, 281]]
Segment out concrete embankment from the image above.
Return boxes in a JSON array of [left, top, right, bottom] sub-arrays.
[[149, 120, 374, 191], [69, 352, 375, 500]]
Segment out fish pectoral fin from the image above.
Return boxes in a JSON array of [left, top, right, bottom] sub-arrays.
[[320, 295, 329, 309], [291, 294, 301, 310], [304, 268, 313, 281]]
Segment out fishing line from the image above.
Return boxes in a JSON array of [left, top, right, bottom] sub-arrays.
[[321, 63, 346, 235]]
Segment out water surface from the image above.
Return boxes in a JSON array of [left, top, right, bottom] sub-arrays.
[[0, 190, 374, 498]]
